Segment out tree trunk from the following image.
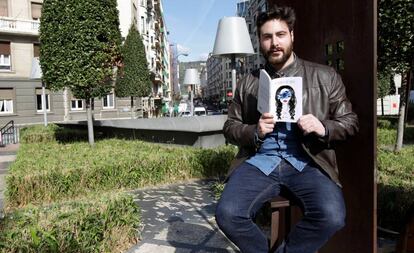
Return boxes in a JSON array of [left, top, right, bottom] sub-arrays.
[[86, 98, 95, 146], [394, 72, 410, 152], [381, 98, 384, 116]]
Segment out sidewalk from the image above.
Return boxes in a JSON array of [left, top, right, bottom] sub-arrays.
[[0, 143, 19, 215], [127, 179, 239, 253]]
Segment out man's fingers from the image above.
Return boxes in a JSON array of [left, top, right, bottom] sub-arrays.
[[262, 113, 274, 119]]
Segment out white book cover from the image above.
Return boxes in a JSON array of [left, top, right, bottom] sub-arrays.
[[257, 69, 303, 122]]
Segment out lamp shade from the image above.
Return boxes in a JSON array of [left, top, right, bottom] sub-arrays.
[[212, 17, 254, 57], [183, 68, 200, 86]]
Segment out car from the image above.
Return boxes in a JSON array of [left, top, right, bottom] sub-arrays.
[[179, 111, 191, 117], [194, 107, 207, 116]]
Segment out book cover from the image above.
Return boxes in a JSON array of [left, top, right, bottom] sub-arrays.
[[257, 69, 303, 122]]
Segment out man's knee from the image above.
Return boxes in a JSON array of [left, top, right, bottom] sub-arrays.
[[215, 201, 235, 230], [215, 200, 248, 232], [319, 203, 346, 232]]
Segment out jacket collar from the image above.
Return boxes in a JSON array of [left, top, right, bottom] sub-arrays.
[[264, 53, 300, 78]]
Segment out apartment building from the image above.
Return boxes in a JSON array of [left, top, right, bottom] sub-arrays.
[[0, 0, 69, 126], [118, 0, 170, 117], [0, 0, 171, 126], [244, 0, 267, 73]]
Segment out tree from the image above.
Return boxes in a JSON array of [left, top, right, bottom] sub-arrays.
[[378, 0, 414, 152], [115, 24, 151, 117], [39, 0, 122, 146]]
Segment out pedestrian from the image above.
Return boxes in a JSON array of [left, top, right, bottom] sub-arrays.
[[215, 5, 359, 253]]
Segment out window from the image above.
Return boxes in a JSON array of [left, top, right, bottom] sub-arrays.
[[132, 3, 138, 26], [0, 88, 13, 114], [0, 0, 8, 17], [102, 93, 114, 109], [0, 41, 11, 71], [31, 2, 42, 20], [141, 16, 145, 34], [33, 43, 40, 57], [71, 99, 84, 111], [36, 88, 50, 112]]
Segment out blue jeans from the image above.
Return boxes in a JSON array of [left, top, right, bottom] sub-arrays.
[[215, 160, 345, 253]]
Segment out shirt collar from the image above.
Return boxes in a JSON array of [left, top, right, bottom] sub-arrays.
[[264, 53, 298, 78]]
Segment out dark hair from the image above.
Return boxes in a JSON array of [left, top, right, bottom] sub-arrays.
[[275, 85, 296, 120], [256, 6, 296, 38]]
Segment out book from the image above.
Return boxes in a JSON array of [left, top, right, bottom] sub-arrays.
[[257, 69, 303, 122]]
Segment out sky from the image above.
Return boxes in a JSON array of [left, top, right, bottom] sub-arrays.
[[162, 0, 240, 62]]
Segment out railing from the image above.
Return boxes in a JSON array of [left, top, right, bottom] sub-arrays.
[[0, 17, 40, 35], [0, 120, 17, 146]]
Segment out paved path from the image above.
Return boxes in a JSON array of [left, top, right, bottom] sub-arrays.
[[127, 179, 240, 253], [0, 143, 19, 216]]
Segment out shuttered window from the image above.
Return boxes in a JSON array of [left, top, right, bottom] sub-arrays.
[[0, 0, 8, 17], [0, 88, 14, 114], [33, 43, 40, 57], [31, 2, 42, 20], [0, 42, 11, 70]]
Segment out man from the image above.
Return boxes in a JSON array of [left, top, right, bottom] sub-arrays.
[[215, 5, 358, 253]]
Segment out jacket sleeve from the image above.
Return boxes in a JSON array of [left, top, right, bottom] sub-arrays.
[[223, 76, 258, 148], [321, 70, 359, 144]]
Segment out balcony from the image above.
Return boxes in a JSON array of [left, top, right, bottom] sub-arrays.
[[0, 17, 40, 36]]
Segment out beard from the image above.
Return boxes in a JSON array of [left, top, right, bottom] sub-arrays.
[[261, 43, 293, 67]]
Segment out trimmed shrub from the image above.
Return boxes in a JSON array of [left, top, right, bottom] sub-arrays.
[[6, 139, 237, 207], [20, 124, 89, 144], [0, 191, 140, 253], [19, 124, 60, 144], [377, 127, 397, 146], [377, 146, 414, 231], [377, 119, 393, 129]]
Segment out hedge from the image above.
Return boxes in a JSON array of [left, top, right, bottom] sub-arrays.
[[0, 191, 140, 253], [6, 137, 236, 207], [377, 146, 414, 231]]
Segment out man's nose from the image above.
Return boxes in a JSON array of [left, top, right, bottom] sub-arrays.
[[271, 35, 279, 47]]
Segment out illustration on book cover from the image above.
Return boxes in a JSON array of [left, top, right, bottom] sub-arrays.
[[257, 69, 302, 123]]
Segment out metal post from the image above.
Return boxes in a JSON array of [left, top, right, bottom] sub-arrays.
[[231, 54, 237, 98], [41, 82, 48, 126], [190, 84, 194, 116]]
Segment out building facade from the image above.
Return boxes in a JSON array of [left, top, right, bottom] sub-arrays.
[[0, 0, 171, 127], [244, 0, 267, 73], [118, 0, 170, 118]]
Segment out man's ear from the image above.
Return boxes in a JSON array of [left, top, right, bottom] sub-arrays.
[[291, 30, 294, 42]]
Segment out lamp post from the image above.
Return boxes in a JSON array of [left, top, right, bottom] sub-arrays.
[[213, 16, 254, 98], [171, 44, 189, 116], [30, 57, 47, 126], [183, 68, 200, 116]]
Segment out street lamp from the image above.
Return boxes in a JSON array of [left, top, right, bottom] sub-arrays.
[[212, 16, 254, 97], [30, 57, 47, 126], [183, 68, 200, 116]]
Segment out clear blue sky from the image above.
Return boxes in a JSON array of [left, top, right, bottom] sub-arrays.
[[162, 0, 240, 62]]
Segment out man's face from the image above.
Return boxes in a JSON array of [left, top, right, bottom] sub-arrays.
[[259, 19, 294, 67]]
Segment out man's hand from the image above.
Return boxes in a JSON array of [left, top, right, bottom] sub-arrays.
[[297, 114, 326, 137], [257, 113, 275, 139]]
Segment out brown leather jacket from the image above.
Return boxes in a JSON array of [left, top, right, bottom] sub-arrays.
[[223, 57, 359, 185]]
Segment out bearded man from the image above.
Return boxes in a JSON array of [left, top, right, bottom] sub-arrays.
[[215, 5, 359, 253]]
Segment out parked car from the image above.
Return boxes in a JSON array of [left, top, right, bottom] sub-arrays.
[[194, 107, 207, 116], [179, 111, 191, 117]]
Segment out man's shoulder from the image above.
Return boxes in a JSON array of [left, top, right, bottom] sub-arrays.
[[239, 69, 260, 85], [298, 58, 337, 75]]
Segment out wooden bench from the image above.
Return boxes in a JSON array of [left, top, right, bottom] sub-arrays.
[[269, 196, 318, 253], [270, 196, 292, 252]]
